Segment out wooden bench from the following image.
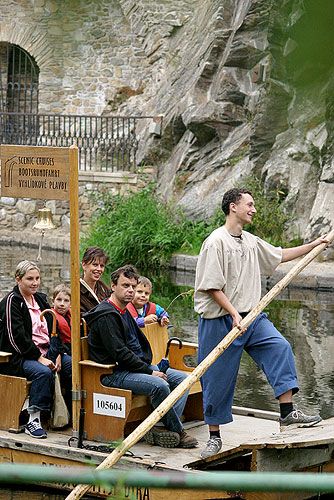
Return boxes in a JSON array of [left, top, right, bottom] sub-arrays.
[[79, 322, 203, 443], [0, 352, 31, 432]]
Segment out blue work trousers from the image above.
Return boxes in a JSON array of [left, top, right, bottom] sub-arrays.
[[23, 353, 72, 414], [198, 313, 298, 425], [102, 365, 188, 433]]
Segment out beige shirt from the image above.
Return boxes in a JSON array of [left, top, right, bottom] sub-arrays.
[[194, 226, 282, 319]]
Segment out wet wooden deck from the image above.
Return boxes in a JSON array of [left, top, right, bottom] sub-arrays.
[[0, 408, 333, 500], [0, 406, 279, 470]]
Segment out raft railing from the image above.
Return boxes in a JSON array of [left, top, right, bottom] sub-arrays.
[[0, 463, 333, 496]]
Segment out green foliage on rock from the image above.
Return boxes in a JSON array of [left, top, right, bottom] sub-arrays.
[[81, 183, 209, 269], [236, 175, 291, 247]]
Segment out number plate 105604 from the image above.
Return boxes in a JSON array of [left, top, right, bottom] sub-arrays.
[[93, 393, 126, 418]]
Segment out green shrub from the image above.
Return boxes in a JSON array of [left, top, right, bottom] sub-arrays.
[[81, 183, 210, 269], [81, 176, 292, 271], [236, 175, 291, 246]]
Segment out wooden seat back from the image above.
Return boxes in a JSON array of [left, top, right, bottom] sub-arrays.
[[0, 351, 12, 363], [0, 365, 31, 433], [141, 322, 168, 364], [0, 352, 30, 433], [81, 335, 89, 360]]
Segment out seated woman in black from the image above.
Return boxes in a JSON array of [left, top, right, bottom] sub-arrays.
[[0, 260, 72, 438]]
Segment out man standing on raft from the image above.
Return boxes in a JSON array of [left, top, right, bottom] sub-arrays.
[[195, 187, 329, 459]]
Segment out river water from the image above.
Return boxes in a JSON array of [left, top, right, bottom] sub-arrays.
[[0, 246, 334, 498]]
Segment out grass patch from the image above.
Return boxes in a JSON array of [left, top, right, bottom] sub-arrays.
[[81, 183, 210, 270]]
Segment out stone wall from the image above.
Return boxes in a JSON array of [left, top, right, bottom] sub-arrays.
[[0, 0, 138, 114], [0, 0, 193, 116]]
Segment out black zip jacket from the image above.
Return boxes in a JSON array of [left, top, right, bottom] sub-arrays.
[[0, 285, 54, 376], [83, 299, 153, 374]]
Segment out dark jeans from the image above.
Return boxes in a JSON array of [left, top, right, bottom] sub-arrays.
[[23, 353, 72, 414], [102, 365, 188, 433]]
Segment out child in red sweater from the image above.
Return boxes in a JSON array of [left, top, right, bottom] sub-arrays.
[[126, 276, 169, 328]]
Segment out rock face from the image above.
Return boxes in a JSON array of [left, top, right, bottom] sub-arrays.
[[0, 0, 333, 245], [119, 0, 334, 243]]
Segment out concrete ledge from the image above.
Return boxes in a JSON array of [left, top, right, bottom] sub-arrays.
[[268, 260, 334, 290], [79, 171, 137, 184], [0, 229, 70, 252], [169, 254, 198, 273]]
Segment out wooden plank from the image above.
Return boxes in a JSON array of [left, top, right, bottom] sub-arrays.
[[0, 446, 229, 500], [0, 433, 158, 469], [168, 342, 198, 371], [186, 445, 249, 469], [151, 489, 230, 500], [81, 362, 133, 442], [141, 323, 168, 365], [254, 444, 334, 472], [241, 417, 334, 450], [245, 491, 311, 500], [0, 145, 70, 200], [79, 359, 115, 370], [183, 391, 203, 421], [69, 145, 81, 435], [0, 374, 30, 431], [0, 351, 11, 363], [185, 417, 334, 472]]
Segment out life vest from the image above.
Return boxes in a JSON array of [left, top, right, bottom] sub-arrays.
[[126, 302, 157, 319], [53, 308, 71, 344]]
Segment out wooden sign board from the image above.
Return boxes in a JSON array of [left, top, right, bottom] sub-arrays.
[[0, 145, 70, 201]]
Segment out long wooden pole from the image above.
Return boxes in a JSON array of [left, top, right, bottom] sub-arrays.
[[66, 229, 334, 500]]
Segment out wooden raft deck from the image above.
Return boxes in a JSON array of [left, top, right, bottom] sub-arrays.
[[189, 415, 334, 475], [0, 407, 279, 470], [0, 409, 333, 500]]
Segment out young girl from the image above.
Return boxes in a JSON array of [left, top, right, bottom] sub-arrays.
[[51, 284, 71, 356]]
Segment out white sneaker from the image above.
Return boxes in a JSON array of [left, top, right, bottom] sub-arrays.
[[200, 436, 222, 459], [25, 418, 47, 439]]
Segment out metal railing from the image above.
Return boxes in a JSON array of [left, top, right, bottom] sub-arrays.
[[0, 112, 160, 171]]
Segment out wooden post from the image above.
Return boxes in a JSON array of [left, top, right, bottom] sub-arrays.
[[65, 230, 334, 500], [69, 146, 81, 433], [0, 144, 81, 432]]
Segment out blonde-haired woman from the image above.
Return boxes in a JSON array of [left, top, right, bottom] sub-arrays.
[[0, 261, 71, 438]]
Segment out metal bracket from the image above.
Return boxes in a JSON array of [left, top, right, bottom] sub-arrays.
[[71, 430, 87, 439], [72, 390, 86, 401]]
